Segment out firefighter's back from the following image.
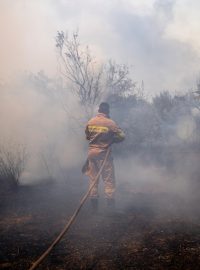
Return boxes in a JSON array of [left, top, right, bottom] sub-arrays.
[[86, 113, 117, 157]]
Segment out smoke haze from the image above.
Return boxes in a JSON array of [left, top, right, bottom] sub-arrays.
[[0, 0, 200, 92], [0, 0, 200, 188], [1, 5, 200, 270], [0, 75, 86, 183]]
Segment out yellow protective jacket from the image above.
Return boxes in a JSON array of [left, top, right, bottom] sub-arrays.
[[85, 113, 125, 158]]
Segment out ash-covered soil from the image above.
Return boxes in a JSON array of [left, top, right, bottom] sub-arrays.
[[0, 176, 200, 270]]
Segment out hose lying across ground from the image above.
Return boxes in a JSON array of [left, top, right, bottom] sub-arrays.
[[28, 148, 111, 270]]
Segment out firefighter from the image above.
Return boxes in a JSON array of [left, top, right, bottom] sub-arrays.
[[84, 102, 125, 212]]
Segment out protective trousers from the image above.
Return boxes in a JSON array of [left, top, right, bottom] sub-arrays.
[[88, 156, 115, 199]]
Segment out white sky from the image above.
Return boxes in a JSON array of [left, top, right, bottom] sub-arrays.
[[0, 0, 200, 94]]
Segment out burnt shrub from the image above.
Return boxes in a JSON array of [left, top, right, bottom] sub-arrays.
[[0, 143, 27, 190]]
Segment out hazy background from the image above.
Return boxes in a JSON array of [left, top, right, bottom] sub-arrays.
[[0, 0, 200, 190], [1, 0, 200, 92]]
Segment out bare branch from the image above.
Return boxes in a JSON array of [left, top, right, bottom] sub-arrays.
[[0, 143, 27, 189]]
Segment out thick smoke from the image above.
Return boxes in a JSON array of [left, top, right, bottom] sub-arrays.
[[0, 1, 200, 93], [0, 74, 86, 184], [0, 0, 200, 206]]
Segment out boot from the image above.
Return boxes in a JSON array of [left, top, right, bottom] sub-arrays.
[[90, 198, 98, 213]]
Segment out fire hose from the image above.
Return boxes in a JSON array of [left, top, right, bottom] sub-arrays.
[[28, 147, 111, 270]]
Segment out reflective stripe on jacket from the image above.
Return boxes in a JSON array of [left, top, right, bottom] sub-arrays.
[[85, 113, 125, 157]]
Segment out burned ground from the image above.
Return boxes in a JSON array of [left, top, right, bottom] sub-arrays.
[[0, 174, 200, 270]]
